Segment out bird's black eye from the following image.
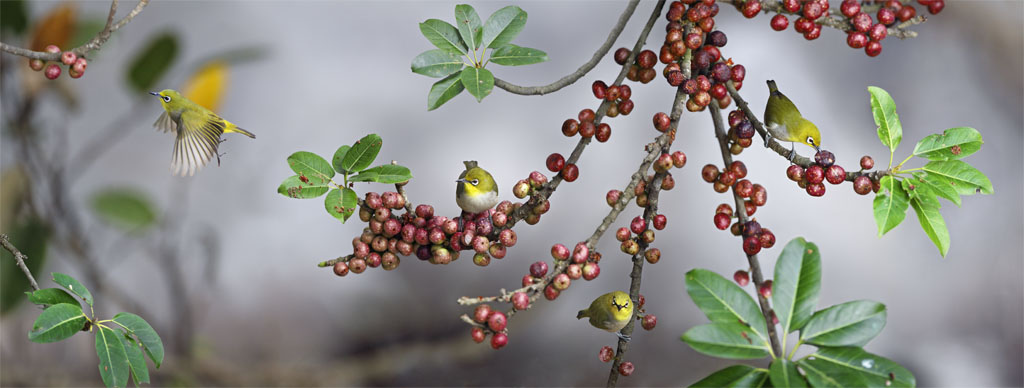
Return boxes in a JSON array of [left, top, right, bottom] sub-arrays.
[[807, 136, 814, 145], [162, 95, 171, 103], [471, 179, 479, 185]]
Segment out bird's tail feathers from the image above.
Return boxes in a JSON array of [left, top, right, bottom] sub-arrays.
[[577, 310, 587, 319], [227, 126, 256, 139], [463, 160, 478, 170]]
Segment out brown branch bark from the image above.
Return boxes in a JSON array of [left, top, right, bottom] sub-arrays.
[[1, 234, 41, 292], [0, 0, 150, 60]]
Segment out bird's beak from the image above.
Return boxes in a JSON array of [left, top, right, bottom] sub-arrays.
[[814, 145, 821, 152], [149, 92, 159, 96], [455, 178, 466, 183]]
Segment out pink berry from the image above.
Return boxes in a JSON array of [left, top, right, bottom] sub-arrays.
[[652, 214, 667, 230], [471, 327, 486, 343], [599, 346, 614, 362], [44, 45, 60, 54], [551, 243, 570, 261], [714, 213, 731, 230], [474, 305, 492, 324], [582, 262, 601, 280], [865, 40, 883, 57], [641, 314, 657, 330], [512, 291, 529, 310], [734, 270, 750, 286], [869, 23, 888, 41], [573, 242, 589, 264], [60, 51, 76, 66], [847, 32, 869, 49], [553, 273, 571, 291], [333, 261, 349, 276], [488, 310, 508, 332], [490, 332, 508, 349], [825, 165, 846, 185], [618, 361, 635, 376], [44, 64, 61, 80], [630, 216, 646, 234]]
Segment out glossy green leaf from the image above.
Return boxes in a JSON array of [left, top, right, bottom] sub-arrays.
[[287, 151, 334, 190], [685, 269, 768, 345], [332, 145, 351, 174], [91, 189, 157, 232], [112, 313, 164, 368], [324, 188, 358, 222], [0, 0, 27, 34], [922, 160, 993, 195], [28, 303, 87, 343], [873, 176, 909, 236], [868, 86, 902, 154], [119, 333, 150, 385], [801, 300, 886, 347], [341, 134, 382, 173], [682, 322, 772, 360], [349, 171, 379, 182], [27, 288, 80, 308], [690, 365, 769, 388], [96, 325, 130, 388], [362, 165, 413, 184], [277, 175, 330, 199], [910, 194, 950, 257], [901, 177, 932, 201], [773, 238, 820, 336], [127, 33, 178, 93], [800, 347, 915, 388], [460, 67, 494, 102], [912, 172, 961, 207], [454, 4, 483, 51], [52, 272, 93, 306], [769, 359, 807, 388], [489, 44, 548, 66], [1, 218, 47, 315], [481, 6, 527, 49], [912, 127, 982, 161], [419, 19, 467, 55], [411, 49, 465, 78], [427, 71, 465, 111]]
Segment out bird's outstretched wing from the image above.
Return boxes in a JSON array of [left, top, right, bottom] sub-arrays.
[[153, 112, 177, 133], [171, 111, 226, 176]]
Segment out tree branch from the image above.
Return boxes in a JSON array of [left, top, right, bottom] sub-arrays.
[[718, 0, 925, 39], [1, 234, 41, 292], [709, 102, 784, 358], [0, 0, 150, 61], [493, 0, 640, 96]]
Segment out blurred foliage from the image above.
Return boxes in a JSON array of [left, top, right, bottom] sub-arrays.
[[127, 32, 179, 93], [29, 2, 76, 51], [1, 218, 49, 315], [90, 189, 158, 233], [182, 60, 228, 111], [0, 0, 28, 35]]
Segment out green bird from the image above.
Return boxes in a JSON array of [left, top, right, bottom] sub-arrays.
[[455, 160, 499, 215], [150, 89, 255, 176], [764, 80, 821, 161], [578, 290, 634, 342]]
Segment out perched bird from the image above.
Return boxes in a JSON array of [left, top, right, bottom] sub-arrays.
[[455, 160, 499, 215], [577, 291, 634, 341], [764, 80, 821, 161], [150, 89, 255, 176]]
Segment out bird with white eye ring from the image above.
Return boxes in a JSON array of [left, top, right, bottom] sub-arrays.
[[455, 161, 499, 229]]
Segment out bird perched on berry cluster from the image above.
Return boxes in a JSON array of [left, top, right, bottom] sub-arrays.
[[764, 80, 821, 161]]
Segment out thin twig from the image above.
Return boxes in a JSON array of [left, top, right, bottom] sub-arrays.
[[1, 234, 41, 292], [0, 0, 150, 60], [709, 102, 784, 358], [493, 0, 640, 96]]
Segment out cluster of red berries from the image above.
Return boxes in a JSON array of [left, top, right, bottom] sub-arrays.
[[561, 108, 612, 146], [28, 45, 88, 80], [332, 192, 520, 276], [470, 304, 510, 349], [617, 47, 658, 84], [726, 109, 757, 154], [783, 151, 875, 197], [524, 242, 603, 301], [701, 161, 762, 213], [733, 271, 774, 315], [592, 80, 635, 118], [512, 171, 554, 225]]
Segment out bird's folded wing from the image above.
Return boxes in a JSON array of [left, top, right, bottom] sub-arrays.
[[153, 112, 177, 133], [171, 112, 225, 176]]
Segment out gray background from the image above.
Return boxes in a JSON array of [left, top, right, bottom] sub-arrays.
[[2, 0, 1021, 386]]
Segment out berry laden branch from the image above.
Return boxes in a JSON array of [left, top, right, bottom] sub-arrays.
[[493, 0, 640, 96], [721, 0, 928, 39], [0, 0, 150, 61]]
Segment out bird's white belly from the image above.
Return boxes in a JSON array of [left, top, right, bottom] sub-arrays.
[[766, 122, 789, 141], [457, 190, 499, 214]]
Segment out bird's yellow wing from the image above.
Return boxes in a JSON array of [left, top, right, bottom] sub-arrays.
[[153, 112, 176, 133], [171, 110, 225, 176]]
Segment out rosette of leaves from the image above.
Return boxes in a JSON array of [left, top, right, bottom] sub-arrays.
[[278, 134, 412, 222], [683, 238, 915, 387], [412, 4, 548, 110]]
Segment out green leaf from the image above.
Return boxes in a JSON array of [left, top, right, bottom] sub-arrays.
[[873, 176, 909, 236], [96, 325, 131, 388], [0, 0, 28, 34], [684, 269, 769, 345], [52, 272, 93, 306], [1, 217, 47, 315], [901, 177, 932, 201], [418, 19, 467, 55], [910, 194, 950, 257], [912, 127, 982, 161], [454, 4, 483, 51], [324, 188, 358, 222], [331, 145, 351, 174], [27, 288, 80, 308], [922, 160, 993, 195], [801, 300, 886, 347], [427, 71, 465, 111], [769, 359, 807, 388], [277, 175, 330, 199], [341, 134, 383, 173], [28, 303, 87, 343], [112, 313, 164, 368], [773, 238, 821, 335], [349, 171, 379, 182], [912, 172, 961, 207], [90, 189, 157, 232], [481, 6, 527, 49], [362, 164, 413, 184], [411, 49, 465, 78], [868, 86, 902, 155], [127, 32, 178, 93], [119, 333, 150, 385], [489, 44, 548, 66], [800, 347, 915, 388], [690, 365, 769, 388], [682, 322, 772, 359], [70, 19, 108, 48], [287, 151, 335, 186], [460, 67, 494, 102]]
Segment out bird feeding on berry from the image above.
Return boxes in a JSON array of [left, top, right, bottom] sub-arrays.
[[764, 80, 821, 161]]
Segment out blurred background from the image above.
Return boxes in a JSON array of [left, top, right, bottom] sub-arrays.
[[1, 1, 1021, 386]]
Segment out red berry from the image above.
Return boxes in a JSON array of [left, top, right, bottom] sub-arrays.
[[530, 261, 549, 278], [618, 361, 635, 376], [729, 161, 748, 179], [731, 64, 746, 83], [487, 311, 507, 331], [645, 248, 660, 264], [561, 163, 579, 182], [573, 242, 589, 264], [579, 121, 596, 138], [714, 213, 731, 230], [701, 164, 720, 183], [927, 0, 944, 14], [471, 327, 486, 343], [877, 8, 896, 25], [637, 294, 646, 309], [619, 84, 632, 101], [742, 220, 762, 238], [474, 304, 493, 323], [68, 68, 83, 79], [804, 24, 822, 40], [734, 179, 753, 198], [869, 23, 888, 41], [794, 17, 814, 33], [716, 203, 733, 217], [805, 165, 825, 184], [718, 171, 736, 186], [490, 332, 508, 349], [637, 50, 657, 69], [825, 165, 846, 184], [741, 0, 761, 18], [544, 285, 560, 300], [786, 165, 805, 182], [579, 108, 596, 123], [751, 184, 767, 206], [734, 270, 750, 286], [803, 1, 824, 19], [616, 227, 631, 242], [44, 64, 61, 80], [744, 200, 757, 216], [592, 80, 608, 99], [759, 229, 776, 248], [512, 291, 529, 310], [865, 40, 883, 57], [606, 85, 620, 101], [562, 119, 579, 137], [582, 262, 601, 280], [897, 5, 916, 21], [546, 153, 565, 173], [696, 75, 712, 92], [641, 314, 657, 330], [783, 0, 800, 12], [847, 32, 868, 49], [333, 261, 349, 276], [653, 214, 667, 230], [806, 182, 826, 197], [709, 30, 728, 47], [841, 0, 861, 17], [599, 346, 615, 362], [653, 112, 671, 132], [551, 243, 570, 261], [759, 280, 773, 298], [607, 190, 622, 207], [553, 273, 571, 291], [667, 70, 685, 87], [630, 216, 646, 234], [853, 175, 872, 195], [851, 12, 872, 32], [814, 150, 836, 167], [860, 155, 875, 170], [44, 44, 60, 54], [596, 122, 613, 142], [614, 48, 631, 65]]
